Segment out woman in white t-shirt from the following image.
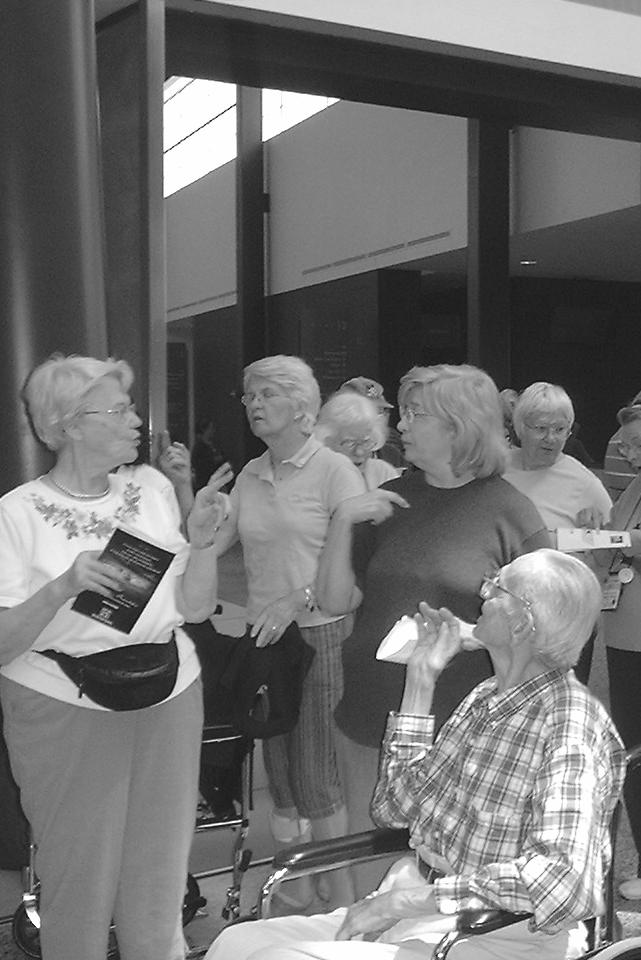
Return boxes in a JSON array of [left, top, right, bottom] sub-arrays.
[[503, 381, 612, 684], [0, 354, 229, 960]]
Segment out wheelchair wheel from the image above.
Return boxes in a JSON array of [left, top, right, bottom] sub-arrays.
[[183, 873, 207, 927], [12, 904, 40, 959], [590, 938, 641, 959], [12, 902, 119, 959]]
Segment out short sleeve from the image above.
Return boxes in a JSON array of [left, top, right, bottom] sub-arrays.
[[0, 504, 30, 608]]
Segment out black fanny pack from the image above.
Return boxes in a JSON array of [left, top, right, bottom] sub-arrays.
[[39, 636, 179, 711]]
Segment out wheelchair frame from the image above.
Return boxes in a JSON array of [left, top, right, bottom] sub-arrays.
[[254, 745, 641, 959]]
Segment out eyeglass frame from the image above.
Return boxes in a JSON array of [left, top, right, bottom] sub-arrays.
[[616, 437, 641, 455], [479, 572, 536, 630], [339, 436, 377, 452], [79, 403, 137, 421], [522, 420, 571, 440], [399, 405, 434, 424], [240, 389, 288, 406]]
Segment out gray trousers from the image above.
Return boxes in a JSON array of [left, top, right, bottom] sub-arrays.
[[1, 676, 202, 960]]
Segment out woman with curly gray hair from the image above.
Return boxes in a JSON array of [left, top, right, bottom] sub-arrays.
[[213, 355, 365, 910], [315, 391, 401, 490], [0, 353, 230, 960]]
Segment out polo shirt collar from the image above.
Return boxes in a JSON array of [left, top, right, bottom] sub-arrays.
[[250, 434, 323, 481]]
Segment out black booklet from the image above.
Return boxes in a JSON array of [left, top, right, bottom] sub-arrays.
[[71, 528, 176, 634]]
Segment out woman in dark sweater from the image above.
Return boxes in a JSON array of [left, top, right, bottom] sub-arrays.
[[316, 363, 551, 895]]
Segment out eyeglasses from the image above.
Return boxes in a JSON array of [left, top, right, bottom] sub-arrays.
[[617, 438, 641, 456], [80, 403, 137, 421], [523, 421, 571, 440], [339, 436, 377, 452], [240, 389, 287, 406], [480, 572, 535, 628], [399, 405, 433, 424]]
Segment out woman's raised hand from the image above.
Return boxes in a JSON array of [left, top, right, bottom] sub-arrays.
[[187, 463, 234, 548], [335, 489, 410, 526], [156, 430, 192, 488]]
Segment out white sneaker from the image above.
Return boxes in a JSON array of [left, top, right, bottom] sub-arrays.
[[619, 877, 641, 900]]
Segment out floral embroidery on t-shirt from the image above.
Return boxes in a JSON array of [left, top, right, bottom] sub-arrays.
[[30, 482, 142, 540]]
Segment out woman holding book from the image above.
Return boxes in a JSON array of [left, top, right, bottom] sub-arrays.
[[0, 354, 231, 960]]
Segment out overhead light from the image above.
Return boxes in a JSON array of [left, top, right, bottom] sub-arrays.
[[520, 259, 538, 266]]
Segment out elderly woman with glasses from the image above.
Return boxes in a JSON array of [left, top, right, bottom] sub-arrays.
[[313, 364, 550, 895], [213, 355, 366, 910], [503, 381, 612, 683], [601, 402, 641, 900], [208, 549, 625, 960], [315, 391, 402, 490], [0, 354, 230, 960]]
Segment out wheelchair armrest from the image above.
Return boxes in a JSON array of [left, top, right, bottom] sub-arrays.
[[432, 909, 533, 959], [626, 743, 641, 773], [456, 908, 533, 934], [271, 827, 410, 874], [259, 828, 409, 918]]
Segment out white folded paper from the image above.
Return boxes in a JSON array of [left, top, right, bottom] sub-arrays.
[[555, 528, 631, 552], [376, 615, 477, 664]]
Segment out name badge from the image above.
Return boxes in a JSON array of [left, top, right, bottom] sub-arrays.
[[602, 575, 623, 611]]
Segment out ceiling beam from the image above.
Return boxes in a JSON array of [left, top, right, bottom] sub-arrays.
[[165, 0, 641, 142]]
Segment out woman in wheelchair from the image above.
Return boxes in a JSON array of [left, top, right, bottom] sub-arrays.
[[208, 549, 626, 960]]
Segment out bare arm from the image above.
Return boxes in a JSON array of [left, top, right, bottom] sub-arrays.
[[316, 489, 409, 615], [315, 506, 362, 615], [156, 430, 195, 529], [178, 466, 234, 621], [0, 553, 124, 665]]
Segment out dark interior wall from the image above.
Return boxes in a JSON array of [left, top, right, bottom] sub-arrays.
[[510, 277, 641, 463], [378, 270, 423, 406], [269, 271, 380, 399], [187, 272, 380, 471], [191, 305, 246, 473], [185, 272, 641, 472]]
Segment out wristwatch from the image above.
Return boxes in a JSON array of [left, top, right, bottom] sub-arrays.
[[303, 585, 316, 612]]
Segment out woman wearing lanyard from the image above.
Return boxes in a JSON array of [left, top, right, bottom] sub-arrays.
[[601, 401, 641, 901]]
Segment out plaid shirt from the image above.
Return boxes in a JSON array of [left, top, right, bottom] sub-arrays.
[[372, 669, 626, 932]]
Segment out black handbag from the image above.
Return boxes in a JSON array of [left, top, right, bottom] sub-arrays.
[[39, 635, 179, 711], [218, 622, 315, 739]]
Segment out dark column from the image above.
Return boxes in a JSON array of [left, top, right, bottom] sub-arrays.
[[467, 119, 511, 388], [236, 86, 266, 364], [97, 0, 166, 460], [0, 0, 107, 493], [236, 85, 266, 461]]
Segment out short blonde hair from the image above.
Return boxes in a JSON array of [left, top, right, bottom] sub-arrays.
[[23, 354, 134, 451], [512, 382, 574, 440], [503, 549, 601, 670], [398, 364, 508, 478], [315, 391, 387, 451], [243, 355, 321, 434]]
